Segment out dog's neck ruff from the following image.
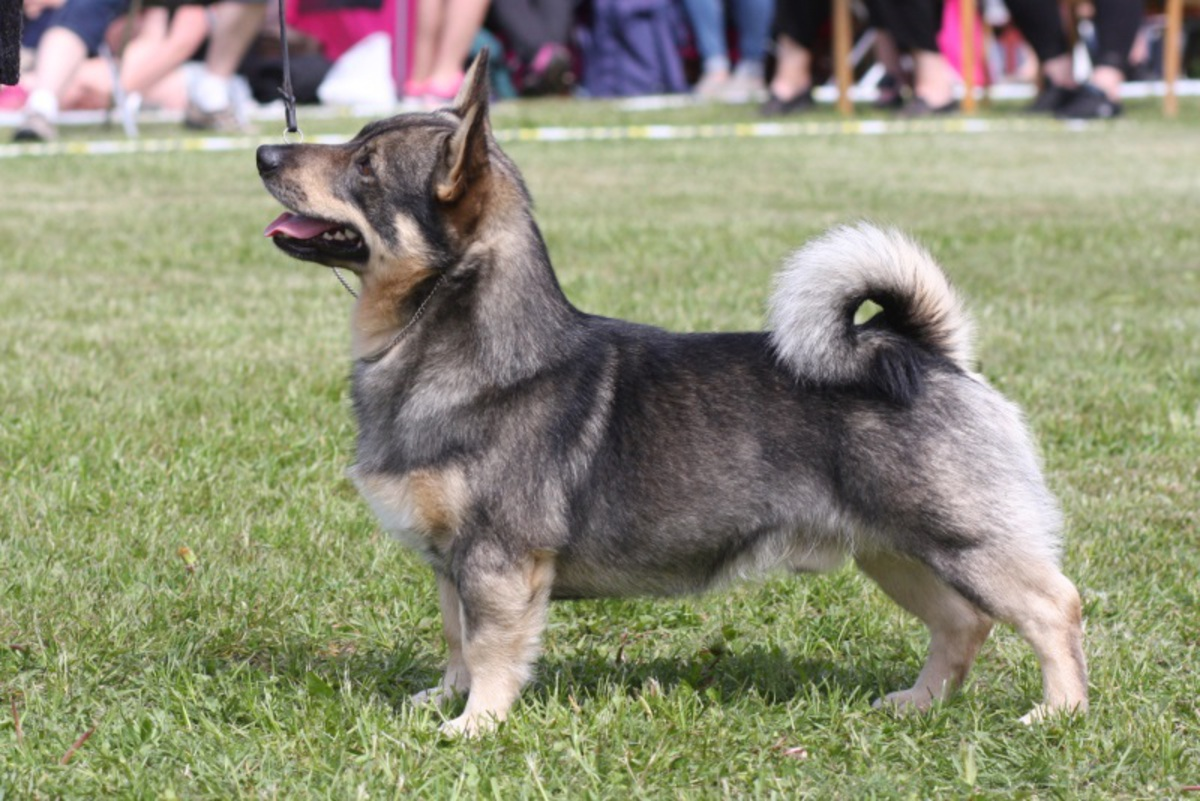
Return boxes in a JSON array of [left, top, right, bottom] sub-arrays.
[[358, 274, 447, 364]]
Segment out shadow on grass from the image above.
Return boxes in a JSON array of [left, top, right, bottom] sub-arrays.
[[532, 645, 899, 708], [227, 638, 905, 713]]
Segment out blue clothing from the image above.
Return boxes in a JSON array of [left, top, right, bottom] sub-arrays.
[[682, 0, 773, 66], [24, 0, 130, 56]]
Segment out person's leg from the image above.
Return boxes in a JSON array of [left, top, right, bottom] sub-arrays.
[[1001, 0, 1073, 90], [878, 0, 956, 111], [722, 0, 771, 100], [761, 0, 828, 113], [910, 48, 955, 108], [60, 55, 111, 109], [732, 0, 771, 69], [870, 28, 909, 107], [426, 0, 488, 95], [1089, 0, 1141, 99], [537, 0, 575, 50], [768, 34, 809, 96], [683, 0, 730, 96], [410, 0, 445, 90], [121, 5, 207, 96], [24, 25, 88, 117], [18, 0, 127, 138], [487, 0, 548, 63], [761, 33, 814, 114], [190, 1, 264, 114]]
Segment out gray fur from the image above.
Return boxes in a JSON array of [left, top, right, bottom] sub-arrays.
[[256, 52, 1087, 735]]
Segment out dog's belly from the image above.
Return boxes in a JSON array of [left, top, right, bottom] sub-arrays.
[[550, 526, 849, 599]]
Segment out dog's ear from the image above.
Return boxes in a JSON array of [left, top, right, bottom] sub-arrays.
[[437, 49, 491, 204]]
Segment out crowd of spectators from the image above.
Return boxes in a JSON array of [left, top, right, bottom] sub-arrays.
[[1, 0, 1163, 141]]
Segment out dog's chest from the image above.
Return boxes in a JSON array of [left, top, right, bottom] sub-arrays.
[[347, 465, 466, 553]]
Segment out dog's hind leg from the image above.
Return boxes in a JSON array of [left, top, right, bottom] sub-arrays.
[[856, 552, 994, 711], [411, 574, 471, 708], [925, 549, 1088, 723], [440, 549, 556, 737], [945, 553, 1089, 724]]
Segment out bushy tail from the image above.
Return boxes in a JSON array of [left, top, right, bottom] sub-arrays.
[[768, 223, 974, 399]]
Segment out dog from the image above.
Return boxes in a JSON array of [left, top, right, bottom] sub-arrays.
[[256, 52, 1087, 736]]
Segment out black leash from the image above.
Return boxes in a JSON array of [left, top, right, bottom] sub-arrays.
[[273, 1, 362, 297], [276, 0, 300, 140]]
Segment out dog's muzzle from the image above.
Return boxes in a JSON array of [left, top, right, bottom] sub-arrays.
[[256, 144, 290, 179]]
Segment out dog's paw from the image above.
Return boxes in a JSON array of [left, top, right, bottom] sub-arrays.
[[1018, 701, 1085, 725], [438, 712, 498, 739], [1018, 705, 1050, 725], [411, 686, 452, 708], [873, 688, 937, 713]]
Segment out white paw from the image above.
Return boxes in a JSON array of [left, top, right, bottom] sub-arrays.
[[1018, 705, 1047, 725], [1019, 700, 1087, 725], [873, 688, 937, 713], [410, 686, 452, 708], [438, 712, 498, 739]]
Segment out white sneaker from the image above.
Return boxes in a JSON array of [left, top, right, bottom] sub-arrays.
[[692, 70, 730, 101], [720, 71, 766, 104]]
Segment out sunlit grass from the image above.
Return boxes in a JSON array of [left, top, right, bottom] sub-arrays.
[[1, 97, 1198, 798]]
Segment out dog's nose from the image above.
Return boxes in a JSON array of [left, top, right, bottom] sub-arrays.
[[256, 145, 288, 177]]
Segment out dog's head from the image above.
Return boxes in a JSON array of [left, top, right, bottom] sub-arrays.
[[256, 50, 511, 275], [257, 51, 531, 356]]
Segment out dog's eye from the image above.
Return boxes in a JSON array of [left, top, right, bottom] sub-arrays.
[[356, 157, 374, 178]]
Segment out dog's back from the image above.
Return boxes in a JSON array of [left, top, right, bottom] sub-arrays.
[[258, 51, 1086, 736]]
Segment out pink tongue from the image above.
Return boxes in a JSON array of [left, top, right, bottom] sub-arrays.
[[264, 212, 340, 239]]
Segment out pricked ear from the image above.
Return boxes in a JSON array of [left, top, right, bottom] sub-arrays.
[[452, 48, 490, 114], [437, 49, 491, 204]]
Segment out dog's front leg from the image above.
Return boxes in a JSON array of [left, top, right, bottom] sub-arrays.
[[440, 548, 556, 737], [411, 573, 471, 708]]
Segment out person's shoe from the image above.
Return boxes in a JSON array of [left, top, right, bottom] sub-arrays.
[[184, 100, 252, 133], [872, 74, 906, 109], [898, 96, 960, 118], [522, 44, 573, 96], [760, 87, 814, 117], [720, 70, 765, 104], [13, 111, 57, 142], [1028, 80, 1079, 113], [692, 69, 730, 101], [1055, 83, 1122, 119]]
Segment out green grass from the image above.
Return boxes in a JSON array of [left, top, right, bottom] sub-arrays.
[[2, 97, 1199, 798]]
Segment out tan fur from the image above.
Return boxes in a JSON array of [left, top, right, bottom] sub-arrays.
[[437, 101, 486, 205], [412, 575, 471, 707], [349, 466, 469, 552], [857, 551, 1087, 721], [351, 271, 433, 358], [856, 553, 994, 710], [260, 49, 1087, 737], [441, 550, 556, 736]]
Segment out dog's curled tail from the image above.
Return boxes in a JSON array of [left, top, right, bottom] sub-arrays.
[[768, 223, 974, 401]]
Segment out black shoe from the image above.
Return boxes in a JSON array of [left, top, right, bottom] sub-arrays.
[[873, 73, 906, 109], [1028, 81, 1079, 113], [898, 97, 959, 118], [760, 88, 814, 117], [1055, 83, 1122, 119]]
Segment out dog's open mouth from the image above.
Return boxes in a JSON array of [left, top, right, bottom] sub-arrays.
[[265, 212, 368, 265]]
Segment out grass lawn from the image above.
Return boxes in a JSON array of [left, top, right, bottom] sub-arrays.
[[1, 97, 1198, 798]]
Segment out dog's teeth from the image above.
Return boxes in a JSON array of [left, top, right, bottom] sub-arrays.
[[345, 230, 360, 240]]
